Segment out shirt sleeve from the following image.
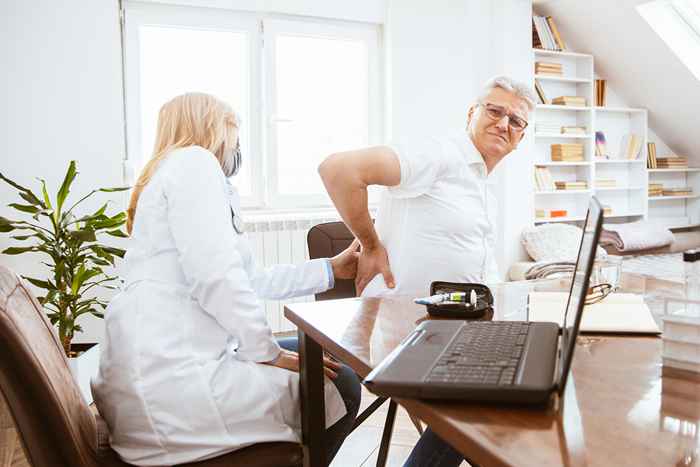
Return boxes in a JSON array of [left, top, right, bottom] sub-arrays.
[[247, 258, 333, 300], [163, 147, 280, 363], [386, 136, 453, 199]]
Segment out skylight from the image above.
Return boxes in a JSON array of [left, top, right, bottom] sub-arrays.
[[637, 0, 700, 81]]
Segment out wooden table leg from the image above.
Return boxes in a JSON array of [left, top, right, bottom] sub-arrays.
[[298, 329, 326, 467]]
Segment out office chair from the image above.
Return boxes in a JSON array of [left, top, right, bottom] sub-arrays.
[[307, 221, 423, 467], [0, 265, 302, 467]]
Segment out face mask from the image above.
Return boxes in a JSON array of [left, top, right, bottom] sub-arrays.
[[222, 140, 242, 177]]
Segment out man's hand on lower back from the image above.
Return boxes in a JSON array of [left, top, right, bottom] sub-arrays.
[[355, 243, 395, 296]]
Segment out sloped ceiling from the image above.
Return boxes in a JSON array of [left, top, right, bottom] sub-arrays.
[[535, 0, 700, 162]]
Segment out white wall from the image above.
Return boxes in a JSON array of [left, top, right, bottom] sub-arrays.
[[0, 0, 127, 344], [387, 0, 535, 274]]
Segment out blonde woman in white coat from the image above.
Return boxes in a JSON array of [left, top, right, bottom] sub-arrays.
[[92, 93, 361, 466]]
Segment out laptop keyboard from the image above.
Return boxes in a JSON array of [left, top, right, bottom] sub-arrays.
[[425, 322, 530, 386]]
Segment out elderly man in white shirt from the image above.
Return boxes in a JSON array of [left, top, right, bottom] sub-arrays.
[[318, 75, 535, 467]]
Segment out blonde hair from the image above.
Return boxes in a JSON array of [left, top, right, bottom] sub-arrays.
[[127, 92, 239, 233]]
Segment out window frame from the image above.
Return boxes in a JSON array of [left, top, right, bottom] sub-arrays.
[[123, 1, 264, 206], [123, 1, 383, 210], [262, 17, 383, 208]]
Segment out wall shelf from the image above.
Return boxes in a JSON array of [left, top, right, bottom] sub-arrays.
[[534, 216, 586, 223], [649, 195, 700, 201], [594, 186, 645, 191], [533, 48, 593, 59], [648, 168, 700, 173], [535, 162, 590, 167], [594, 106, 646, 114], [535, 190, 591, 195], [536, 104, 591, 111], [535, 75, 592, 84], [594, 159, 645, 164], [534, 133, 592, 139]]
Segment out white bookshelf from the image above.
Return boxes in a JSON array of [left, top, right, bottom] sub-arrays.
[[532, 48, 655, 227]]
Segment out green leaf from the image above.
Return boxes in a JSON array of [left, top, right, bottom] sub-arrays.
[[11, 234, 36, 241], [71, 266, 101, 295], [22, 276, 55, 290], [8, 203, 40, 214], [0, 216, 15, 233], [2, 246, 37, 255], [19, 191, 44, 207], [55, 161, 78, 221], [39, 178, 52, 209], [68, 227, 96, 243], [0, 172, 33, 194], [99, 187, 130, 192], [106, 228, 128, 238], [100, 246, 125, 258]]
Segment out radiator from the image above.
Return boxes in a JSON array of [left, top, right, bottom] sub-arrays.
[[243, 212, 342, 333]]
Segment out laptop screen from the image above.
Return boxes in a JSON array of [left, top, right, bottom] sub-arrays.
[[556, 197, 603, 394]]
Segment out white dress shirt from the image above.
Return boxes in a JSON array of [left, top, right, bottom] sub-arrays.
[[362, 131, 499, 298], [92, 146, 346, 466]]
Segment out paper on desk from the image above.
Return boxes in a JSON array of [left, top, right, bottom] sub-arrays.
[[528, 292, 661, 334]]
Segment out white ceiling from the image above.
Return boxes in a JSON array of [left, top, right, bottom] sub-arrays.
[[536, 0, 700, 162]]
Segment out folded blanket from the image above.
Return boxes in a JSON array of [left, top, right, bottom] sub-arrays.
[[600, 221, 674, 252]]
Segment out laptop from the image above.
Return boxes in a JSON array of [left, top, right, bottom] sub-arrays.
[[363, 197, 604, 405]]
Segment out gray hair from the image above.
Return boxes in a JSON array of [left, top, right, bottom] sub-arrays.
[[478, 76, 536, 111]]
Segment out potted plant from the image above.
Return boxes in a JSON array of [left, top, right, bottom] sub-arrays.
[[0, 161, 128, 403]]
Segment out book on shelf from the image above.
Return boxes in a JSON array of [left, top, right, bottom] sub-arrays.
[[648, 183, 664, 197], [595, 79, 607, 107], [595, 131, 608, 158], [555, 181, 588, 190], [551, 96, 586, 107], [596, 179, 617, 188], [561, 126, 587, 135], [602, 205, 612, 216], [535, 209, 568, 219], [551, 143, 585, 161], [546, 16, 566, 50], [656, 156, 688, 168], [535, 61, 563, 76], [534, 166, 556, 191], [647, 142, 657, 169], [662, 187, 693, 197], [534, 80, 549, 104], [532, 15, 566, 50], [618, 134, 642, 160]]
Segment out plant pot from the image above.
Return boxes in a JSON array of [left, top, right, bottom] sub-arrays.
[[68, 343, 100, 405]]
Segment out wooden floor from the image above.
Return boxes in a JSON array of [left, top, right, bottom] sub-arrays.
[[0, 386, 467, 467], [331, 387, 470, 467]]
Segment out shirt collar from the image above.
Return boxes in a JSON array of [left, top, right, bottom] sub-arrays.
[[452, 130, 488, 176]]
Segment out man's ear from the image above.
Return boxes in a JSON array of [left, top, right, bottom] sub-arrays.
[[518, 131, 525, 143], [466, 105, 476, 128]]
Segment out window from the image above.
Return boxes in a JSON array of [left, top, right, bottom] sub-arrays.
[[637, 0, 700, 82], [123, 2, 382, 208]]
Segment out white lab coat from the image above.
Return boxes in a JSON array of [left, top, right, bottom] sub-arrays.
[[92, 146, 346, 466]]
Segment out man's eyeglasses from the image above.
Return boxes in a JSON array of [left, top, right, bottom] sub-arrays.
[[479, 103, 529, 132]]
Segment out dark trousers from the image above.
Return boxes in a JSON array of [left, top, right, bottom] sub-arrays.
[[277, 337, 362, 463], [402, 428, 465, 467]]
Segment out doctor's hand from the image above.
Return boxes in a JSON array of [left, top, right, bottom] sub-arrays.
[[330, 239, 361, 280], [355, 243, 395, 296], [263, 349, 341, 380]]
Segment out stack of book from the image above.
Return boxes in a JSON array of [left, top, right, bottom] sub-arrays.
[[647, 142, 658, 168], [551, 143, 585, 162], [552, 96, 586, 107], [532, 15, 566, 51], [534, 166, 555, 191], [535, 209, 568, 219], [662, 187, 693, 197], [595, 79, 607, 107], [555, 181, 587, 191], [596, 179, 617, 188], [595, 131, 608, 158], [619, 134, 643, 160], [648, 183, 664, 197], [656, 156, 689, 169], [602, 205, 613, 216], [562, 126, 587, 135], [535, 61, 562, 76], [535, 122, 561, 134]]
